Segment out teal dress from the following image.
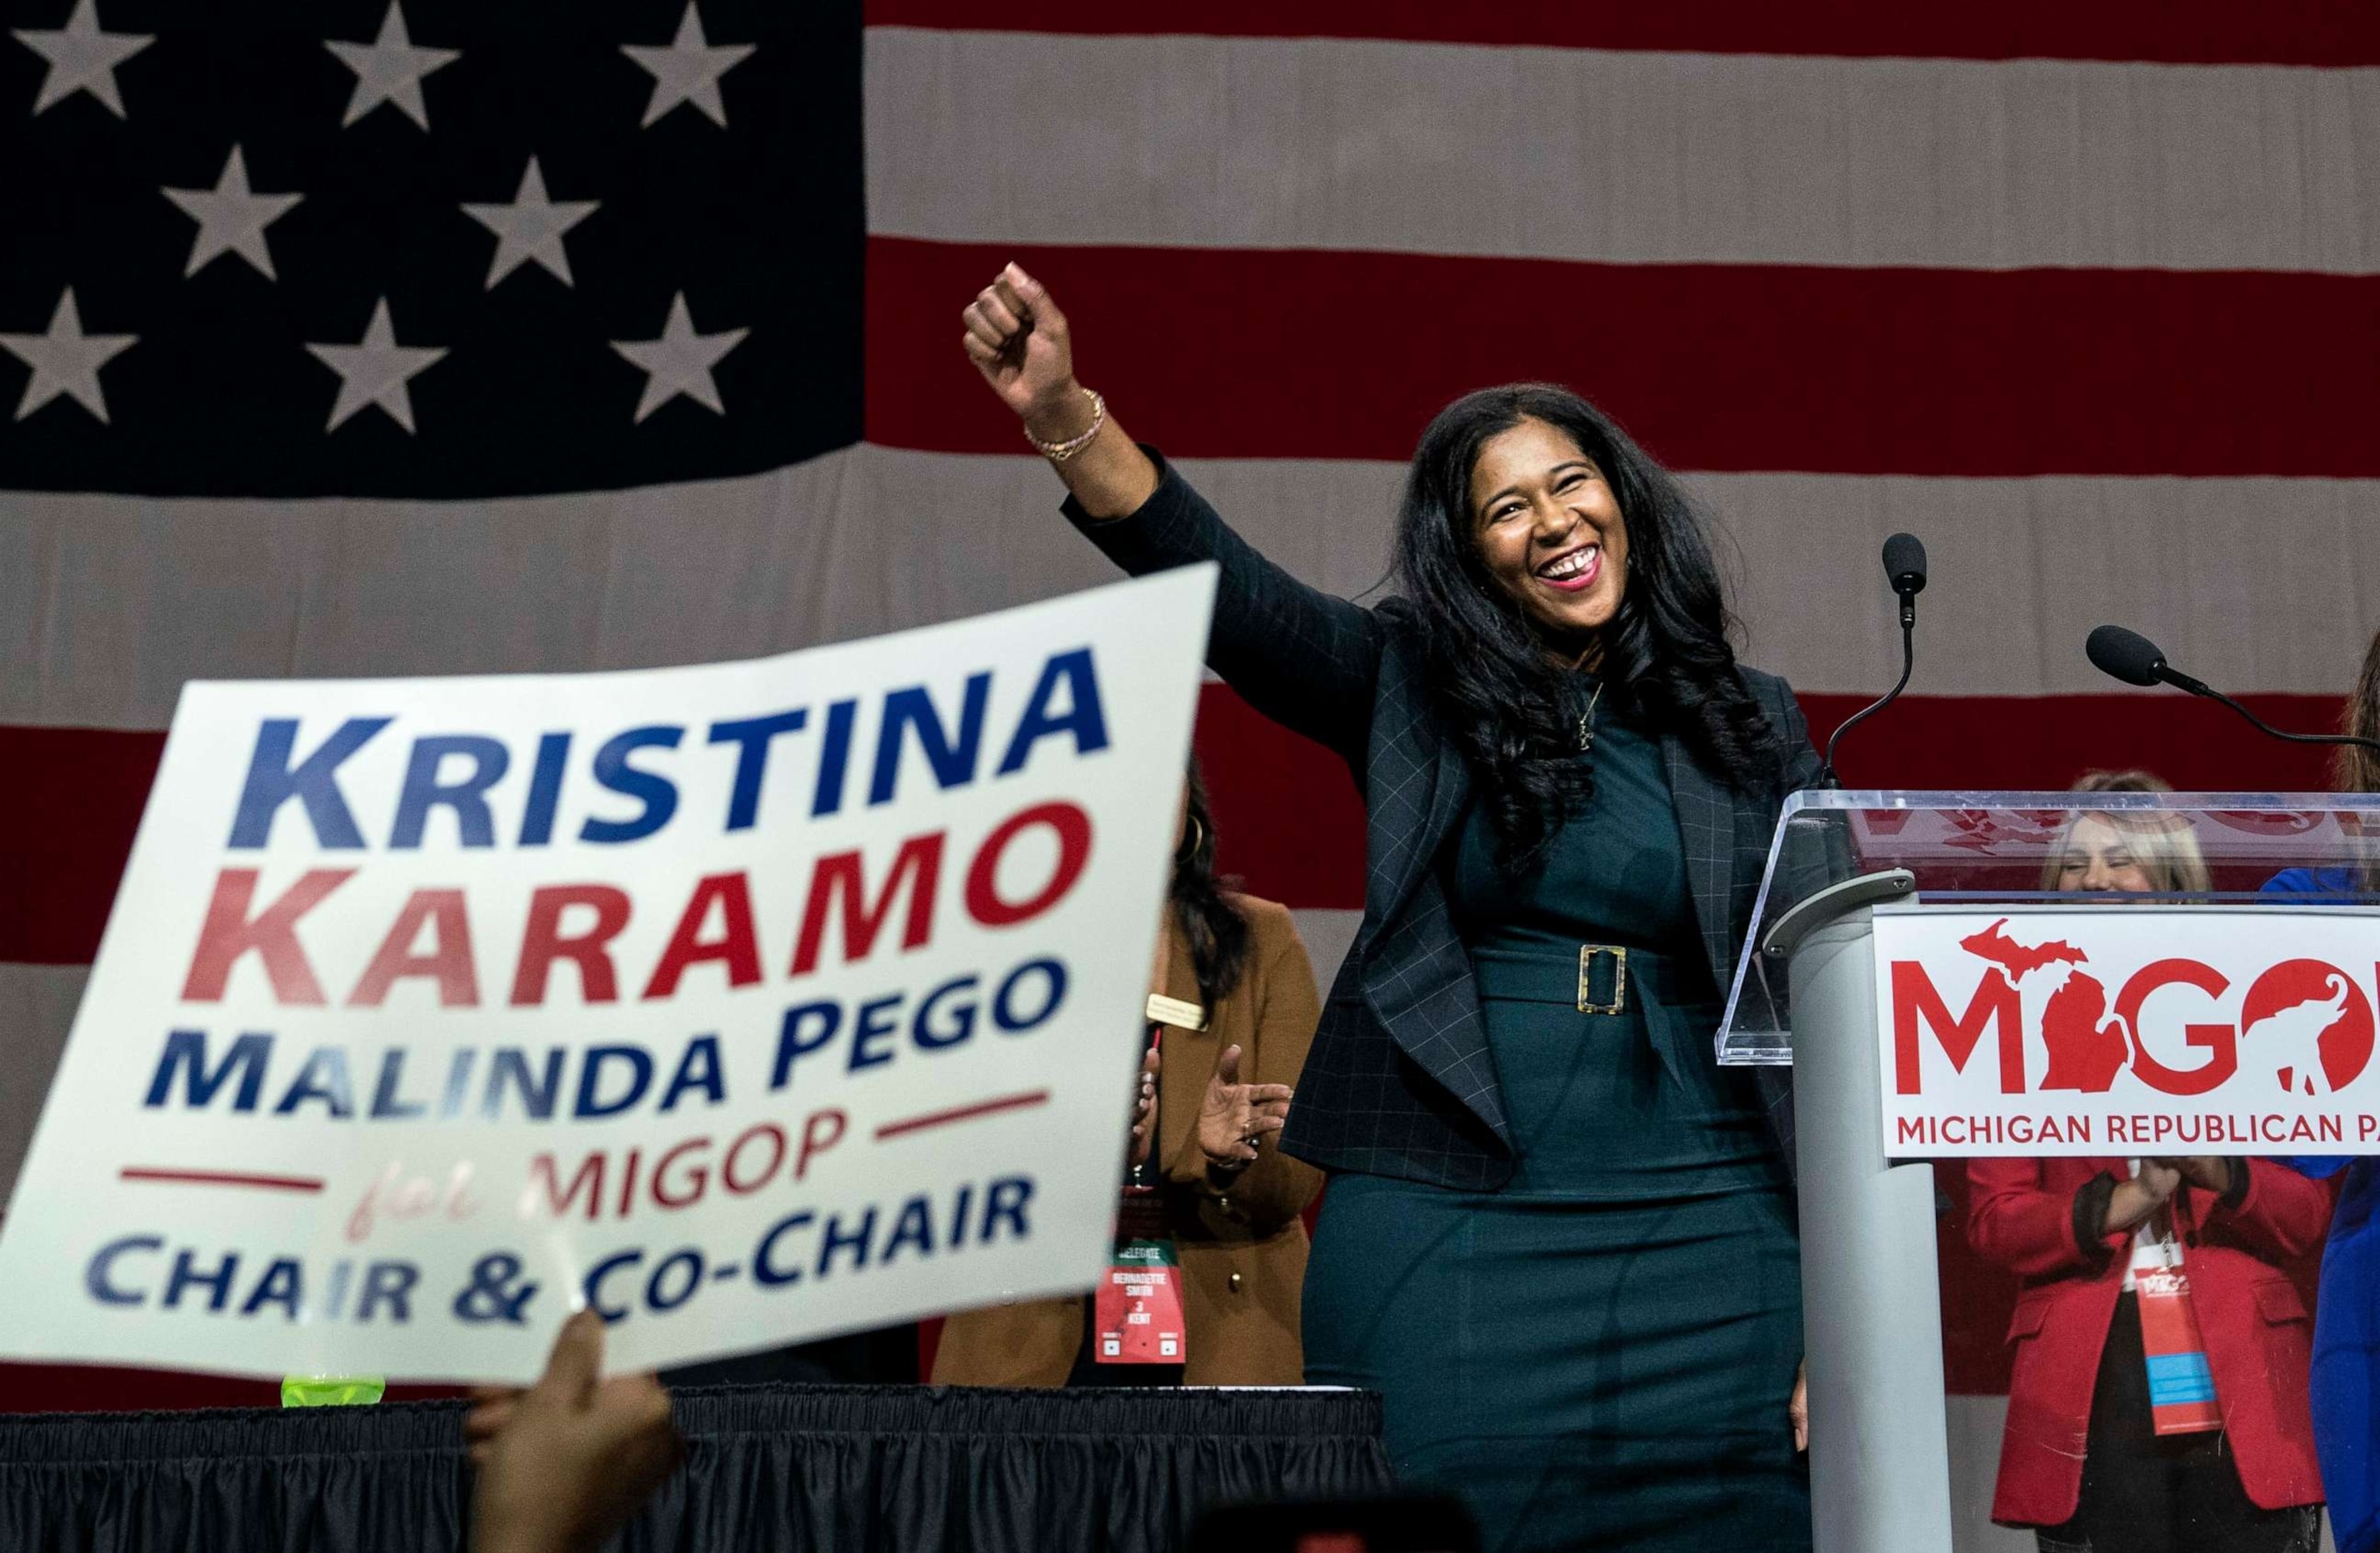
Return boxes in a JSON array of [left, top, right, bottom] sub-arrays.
[[1302, 697, 1811, 1552]]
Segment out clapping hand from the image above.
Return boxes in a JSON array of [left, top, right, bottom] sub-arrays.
[[1128, 1043, 1161, 1169], [2155, 1156, 2233, 1194], [1196, 1043, 1294, 1171], [2106, 1160, 2182, 1234]]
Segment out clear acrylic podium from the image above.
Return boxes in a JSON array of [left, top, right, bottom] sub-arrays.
[[1722, 789, 2380, 1553]]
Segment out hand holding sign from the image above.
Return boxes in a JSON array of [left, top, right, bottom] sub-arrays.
[[467, 1310, 679, 1553]]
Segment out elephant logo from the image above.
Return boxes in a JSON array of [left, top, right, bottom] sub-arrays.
[[2240, 961, 2375, 1096]]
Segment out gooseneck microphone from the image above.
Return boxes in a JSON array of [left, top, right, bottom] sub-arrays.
[[1817, 533, 1928, 788], [2083, 625, 2212, 695], [1883, 531, 1927, 628], [2086, 624, 2380, 758]]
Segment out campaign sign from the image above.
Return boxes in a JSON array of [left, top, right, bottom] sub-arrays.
[[1876, 906, 2380, 1157], [0, 566, 1216, 1381]]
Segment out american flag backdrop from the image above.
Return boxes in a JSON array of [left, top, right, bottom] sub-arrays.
[[2, 2, 2373, 1541]]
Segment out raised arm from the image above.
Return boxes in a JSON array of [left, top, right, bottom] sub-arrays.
[[962, 265, 1383, 763]]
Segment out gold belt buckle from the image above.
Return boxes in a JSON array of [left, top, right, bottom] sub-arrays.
[[1577, 944, 1628, 1016]]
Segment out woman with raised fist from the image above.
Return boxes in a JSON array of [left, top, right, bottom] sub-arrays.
[[961, 264, 1816, 1551]]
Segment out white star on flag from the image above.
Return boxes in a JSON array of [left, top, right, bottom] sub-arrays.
[[610, 292, 748, 422], [12, 0, 152, 119], [461, 157, 600, 289], [0, 288, 137, 424], [305, 297, 447, 435], [326, 1, 459, 131], [622, 3, 753, 129], [161, 146, 304, 281]]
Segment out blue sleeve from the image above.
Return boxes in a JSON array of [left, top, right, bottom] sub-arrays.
[[2275, 1155, 2354, 1180]]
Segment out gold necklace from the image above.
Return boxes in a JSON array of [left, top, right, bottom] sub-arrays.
[[1576, 679, 1607, 754]]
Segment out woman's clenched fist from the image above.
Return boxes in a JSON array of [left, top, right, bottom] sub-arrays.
[[961, 263, 1088, 441]]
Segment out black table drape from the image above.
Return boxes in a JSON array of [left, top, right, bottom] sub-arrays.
[[1, 1384, 1395, 1552]]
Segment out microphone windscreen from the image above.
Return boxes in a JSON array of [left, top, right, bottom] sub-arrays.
[[2086, 624, 2166, 687], [1882, 532, 1928, 593]]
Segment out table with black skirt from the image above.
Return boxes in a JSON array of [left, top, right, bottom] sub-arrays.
[[0, 1383, 1395, 1552]]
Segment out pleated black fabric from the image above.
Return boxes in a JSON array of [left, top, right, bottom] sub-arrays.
[[0, 1384, 1394, 1552]]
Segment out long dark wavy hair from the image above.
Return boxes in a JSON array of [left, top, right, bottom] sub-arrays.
[[1170, 758, 1250, 1010], [2337, 628, 2380, 889], [2339, 627, 2380, 799], [1392, 383, 1783, 871]]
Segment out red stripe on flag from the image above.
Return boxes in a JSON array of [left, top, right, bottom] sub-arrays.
[[0, 725, 162, 966], [1799, 692, 2344, 796], [872, 238, 2380, 478], [1192, 686, 1366, 911], [0, 688, 2344, 962], [865, 1, 2380, 67]]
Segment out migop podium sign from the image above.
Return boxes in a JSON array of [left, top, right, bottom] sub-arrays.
[[1876, 907, 2379, 1156]]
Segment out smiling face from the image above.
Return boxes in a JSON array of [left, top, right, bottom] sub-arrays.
[[2055, 816, 2160, 894], [1468, 417, 1629, 647]]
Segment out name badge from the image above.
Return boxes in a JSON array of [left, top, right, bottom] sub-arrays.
[[1095, 1239, 1186, 1365], [1145, 993, 1207, 1030], [2134, 1239, 2222, 1436]]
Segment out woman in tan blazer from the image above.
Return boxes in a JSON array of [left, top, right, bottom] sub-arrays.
[[933, 763, 1325, 1386]]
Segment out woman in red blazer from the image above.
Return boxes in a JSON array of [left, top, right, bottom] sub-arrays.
[[1969, 774, 2335, 1552], [1969, 1153, 2332, 1551]]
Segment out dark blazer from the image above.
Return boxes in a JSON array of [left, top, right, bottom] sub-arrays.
[[1071, 455, 1822, 1191]]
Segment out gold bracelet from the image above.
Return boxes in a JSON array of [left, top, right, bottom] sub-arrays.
[[1026, 388, 1106, 462]]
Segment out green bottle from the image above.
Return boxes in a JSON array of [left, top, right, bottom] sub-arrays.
[[280, 1375, 386, 1407]]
